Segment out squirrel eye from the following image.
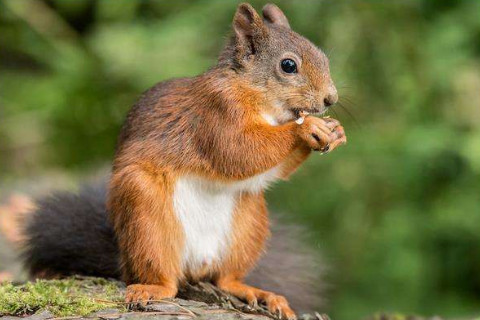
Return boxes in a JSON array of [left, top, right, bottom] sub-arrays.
[[281, 59, 297, 73]]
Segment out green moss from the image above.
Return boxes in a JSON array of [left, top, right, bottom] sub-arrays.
[[0, 277, 126, 317]]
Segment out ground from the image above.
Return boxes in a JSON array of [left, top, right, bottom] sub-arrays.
[[0, 277, 328, 320], [0, 277, 455, 320]]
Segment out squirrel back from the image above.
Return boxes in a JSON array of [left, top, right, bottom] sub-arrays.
[[13, 181, 325, 312]]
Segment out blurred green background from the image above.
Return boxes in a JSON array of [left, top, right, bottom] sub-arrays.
[[1, 0, 480, 319]]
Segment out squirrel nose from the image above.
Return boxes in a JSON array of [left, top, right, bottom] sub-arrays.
[[324, 92, 338, 107]]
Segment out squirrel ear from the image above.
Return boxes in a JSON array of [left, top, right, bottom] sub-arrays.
[[262, 3, 290, 29], [232, 3, 266, 60]]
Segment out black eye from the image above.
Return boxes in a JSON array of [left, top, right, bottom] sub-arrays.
[[281, 59, 297, 73]]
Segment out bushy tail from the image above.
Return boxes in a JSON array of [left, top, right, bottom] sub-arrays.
[[21, 183, 121, 279], [18, 181, 325, 311]]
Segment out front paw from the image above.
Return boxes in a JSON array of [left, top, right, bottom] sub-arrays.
[[296, 117, 346, 153]]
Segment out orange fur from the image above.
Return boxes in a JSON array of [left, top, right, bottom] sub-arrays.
[[215, 192, 295, 318], [220, 192, 270, 277], [108, 164, 183, 299], [279, 146, 312, 179], [107, 3, 346, 318]]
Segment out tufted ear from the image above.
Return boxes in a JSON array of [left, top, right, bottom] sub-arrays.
[[232, 3, 266, 60], [262, 3, 290, 29]]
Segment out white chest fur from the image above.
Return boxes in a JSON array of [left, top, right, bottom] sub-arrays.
[[172, 166, 281, 271]]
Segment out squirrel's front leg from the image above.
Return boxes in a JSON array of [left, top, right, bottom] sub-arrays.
[[275, 117, 347, 179], [108, 165, 182, 303], [296, 116, 346, 153], [210, 116, 346, 180], [278, 146, 311, 179]]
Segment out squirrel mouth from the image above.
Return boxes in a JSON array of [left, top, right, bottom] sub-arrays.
[[291, 107, 324, 119]]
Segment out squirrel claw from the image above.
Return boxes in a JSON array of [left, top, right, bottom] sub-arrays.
[[249, 299, 259, 309]]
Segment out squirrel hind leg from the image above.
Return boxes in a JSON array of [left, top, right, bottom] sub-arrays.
[[217, 277, 296, 320], [246, 219, 326, 313], [125, 283, 178, 304]]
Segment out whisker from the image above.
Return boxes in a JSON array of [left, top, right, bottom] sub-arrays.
[[337, 102, 362, 129], [340, 95, 358, 106], [328, 106, 340, 120], [337, 85, 354, 90], [287, 93, 313, 98]]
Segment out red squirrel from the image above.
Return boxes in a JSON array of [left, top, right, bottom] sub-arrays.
[[16, 3, 345, 319], [1, 179, 325, 313]]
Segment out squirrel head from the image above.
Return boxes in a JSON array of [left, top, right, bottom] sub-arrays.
[[219, 3, 338, 124]]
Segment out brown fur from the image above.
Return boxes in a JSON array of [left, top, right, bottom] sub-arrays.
[[107, 3, 346, 318]]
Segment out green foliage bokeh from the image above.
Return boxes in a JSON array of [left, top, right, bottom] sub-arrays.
[[1, 1, 480, 319]]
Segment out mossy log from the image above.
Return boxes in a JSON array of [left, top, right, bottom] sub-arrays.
[[0, 277, 327, 320], [0, 277, 456, 320]]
